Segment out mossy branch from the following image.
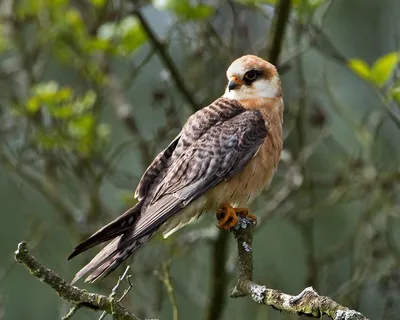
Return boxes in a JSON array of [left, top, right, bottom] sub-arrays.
[[15, 223, 370, 320], [231, 219, 369, 320], [14, 242, 139, 320]]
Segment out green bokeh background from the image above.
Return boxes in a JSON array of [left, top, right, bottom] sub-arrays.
[[1, 0, 400, 319]]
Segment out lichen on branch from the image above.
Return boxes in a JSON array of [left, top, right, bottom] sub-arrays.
[[230, 218, 369, 320], [14, 242, 138, 320], [15, 221, 369, 320]]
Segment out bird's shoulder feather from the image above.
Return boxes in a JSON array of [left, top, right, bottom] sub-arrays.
[[135, 97, 245, 200]]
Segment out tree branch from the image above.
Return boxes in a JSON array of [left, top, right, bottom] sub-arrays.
[[267, 0, 292, 65], [134, 9, 199, 113], [204, 230, 230, 320], [14, 222, 370, 320], [230, 218, 369, 320], [14, 242, 139, 320]]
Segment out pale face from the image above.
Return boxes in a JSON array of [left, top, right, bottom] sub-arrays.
[[223, 55, 281, 100]]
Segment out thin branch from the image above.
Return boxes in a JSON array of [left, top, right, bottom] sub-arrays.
[[14, 242, 139, 320], [62, 305, 80, 320], [204, 230, 230, 320], [155, 260, 179, 320], [229, 218, 369, 320], [134, 9, 198, 113], [104, 72, 153, 166], [267, 0, 292, 65], [1, 151, 80, 230], [99, 266, 133, 320]]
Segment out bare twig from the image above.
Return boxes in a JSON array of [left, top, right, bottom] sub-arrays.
[[204, 230, 230, 320], [1, 151, 80, 230], [267, 0, 292, 65], [14, 242, 139, 320], [99, 266, 133, 320], [62, 305, 80, 320], [134, 9, 198, 113], [229, 218, 369, 320], [155, 260, 178, 320], [104, 72, 153, 166]]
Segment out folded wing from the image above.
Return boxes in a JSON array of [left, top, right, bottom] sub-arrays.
[[132, 108, 268, 240], [68, 98, 268, 283]]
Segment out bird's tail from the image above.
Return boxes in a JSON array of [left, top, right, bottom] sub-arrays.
[[68, 201, 155, 283], [71, 231, 154, 283]]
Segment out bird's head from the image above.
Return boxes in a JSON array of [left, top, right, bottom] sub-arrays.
[[223, 55, 281, 101]]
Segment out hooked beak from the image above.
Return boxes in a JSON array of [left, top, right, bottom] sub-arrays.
[[228, 76, 242, 91]]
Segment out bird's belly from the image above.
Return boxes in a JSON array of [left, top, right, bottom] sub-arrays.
[[207, 153, 276, 207]]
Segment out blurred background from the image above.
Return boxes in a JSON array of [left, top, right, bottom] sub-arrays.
[[0, 0, 400, 319]]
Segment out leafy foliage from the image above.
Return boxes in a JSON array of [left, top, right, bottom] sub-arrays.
[[348, 52, 399, 87], [22, 82, 109, 157], [153, 0, 215, 19]]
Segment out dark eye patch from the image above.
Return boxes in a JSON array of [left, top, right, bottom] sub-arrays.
[[243, 69, 263, 85]]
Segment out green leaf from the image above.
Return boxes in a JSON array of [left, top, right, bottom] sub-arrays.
[[26, 97, 41, 114], [391, 86, 400, 105], [33, 81, 59, 96], [185, 5, 214, 20], [35, 130, 66, 150], [119, 16, 147, 54], [348, 59, 371, 81], [371, 52, 399, 87], [81, 91, 97, 108], [97, 22, 117, 41], [69, 115, 94, 138], [153, 0, 214, 20], [56, 87, 73, 102], [74, 91, 97, 113], [0, 24, 8, 52], [51, 105, 74, 119], [97, 123, 111, 139], [89, 0, 106, 8], [153, 0, 183, 10]]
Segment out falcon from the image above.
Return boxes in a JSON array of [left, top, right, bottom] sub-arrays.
[[68, 55, 284, 283]]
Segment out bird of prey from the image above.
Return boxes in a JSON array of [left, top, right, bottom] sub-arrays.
[[68, 55, 284, 283]]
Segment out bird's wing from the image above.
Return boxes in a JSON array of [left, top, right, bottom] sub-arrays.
[[135, 97, 245, 200], [68, 98, 247, 262], [134, 136, 180, 200], [132, 107, 268, 239]]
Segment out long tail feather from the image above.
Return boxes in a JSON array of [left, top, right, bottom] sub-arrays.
[[68, 201, 143, 261], [71, 231, 155, 284]]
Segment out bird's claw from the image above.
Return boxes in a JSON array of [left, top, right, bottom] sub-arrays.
[[216, 203, 257, 230]]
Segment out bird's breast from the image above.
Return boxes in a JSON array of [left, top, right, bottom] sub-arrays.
[[208, 117, 282, 207]]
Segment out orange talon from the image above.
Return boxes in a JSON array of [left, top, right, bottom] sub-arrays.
[[216, 203, 238, 230], [216, 204, 257, 230]]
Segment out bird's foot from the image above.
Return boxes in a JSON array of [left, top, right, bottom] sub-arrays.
[[216, 203, 257, 230]]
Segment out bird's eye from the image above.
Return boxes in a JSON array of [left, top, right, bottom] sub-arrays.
[[244, 70, 257, 81]]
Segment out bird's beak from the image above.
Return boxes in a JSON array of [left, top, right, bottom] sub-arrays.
[[228, 76, 242, 91]]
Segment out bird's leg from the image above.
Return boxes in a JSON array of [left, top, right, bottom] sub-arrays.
[[216, 203, 257, 230]]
